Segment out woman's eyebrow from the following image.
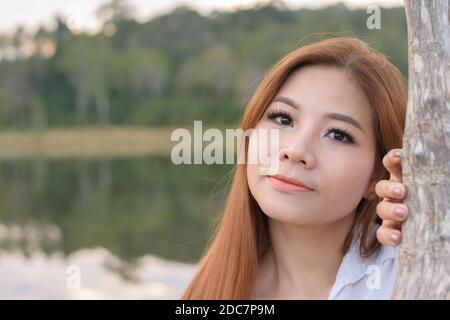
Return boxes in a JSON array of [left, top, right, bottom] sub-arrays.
[[273, 96, 300, 109], [272, 96, 365, 133], [325, 112, 365, 133]]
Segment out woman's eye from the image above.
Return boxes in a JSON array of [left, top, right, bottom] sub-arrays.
[[267, 111, 293, 127], [275, 115, 292, 126], [328, 129, 355, 144]]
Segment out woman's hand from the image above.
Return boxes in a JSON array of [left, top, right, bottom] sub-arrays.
[[375, 148, 408, 246]]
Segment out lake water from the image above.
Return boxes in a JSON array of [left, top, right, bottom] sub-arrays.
[[0, 156, 232, 299]]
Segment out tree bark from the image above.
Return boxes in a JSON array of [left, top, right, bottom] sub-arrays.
[[392, 0, 450, 299]]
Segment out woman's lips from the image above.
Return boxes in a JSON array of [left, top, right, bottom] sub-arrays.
[[268, 175, 313, 193]]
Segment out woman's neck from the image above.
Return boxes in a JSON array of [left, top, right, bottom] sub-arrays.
[[253, 212, 356, 299]]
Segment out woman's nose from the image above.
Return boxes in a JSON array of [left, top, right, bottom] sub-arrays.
[[279, 140, 316, 169]]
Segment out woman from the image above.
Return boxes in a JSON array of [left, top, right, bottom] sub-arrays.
[[182, 36, 408, 299]]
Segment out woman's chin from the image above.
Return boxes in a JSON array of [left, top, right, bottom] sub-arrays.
[[260, 207, 319, 225]]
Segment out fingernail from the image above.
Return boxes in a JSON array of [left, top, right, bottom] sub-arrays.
[[394, 150, 401, 158], [394, 206, 406, 218], [390, 233, 399, 242], [393, 187, 402, 196]]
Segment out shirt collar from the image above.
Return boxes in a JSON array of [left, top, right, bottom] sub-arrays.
[[328, 223, 398, 299]]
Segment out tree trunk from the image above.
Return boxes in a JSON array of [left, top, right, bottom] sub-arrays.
[[392, 0, 450, 299]]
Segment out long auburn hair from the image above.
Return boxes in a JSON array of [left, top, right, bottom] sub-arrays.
[[181, 36, 407, 300]]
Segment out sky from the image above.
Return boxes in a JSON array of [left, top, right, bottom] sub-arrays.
[[0, 0, 404, 35]]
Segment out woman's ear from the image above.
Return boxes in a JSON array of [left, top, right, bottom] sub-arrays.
[[363, 161, 383, 200]]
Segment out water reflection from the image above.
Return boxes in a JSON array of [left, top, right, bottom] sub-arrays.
[[0, 247, 197, 299], [0, 156, 232, 298]]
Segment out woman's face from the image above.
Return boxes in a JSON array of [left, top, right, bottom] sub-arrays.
[[247, 65, 378, 225]]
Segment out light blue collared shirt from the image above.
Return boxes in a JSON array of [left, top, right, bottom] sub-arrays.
[[328, 225, 399, 300]]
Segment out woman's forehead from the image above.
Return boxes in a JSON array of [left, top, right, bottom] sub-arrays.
[[275, 65, 373, 125]]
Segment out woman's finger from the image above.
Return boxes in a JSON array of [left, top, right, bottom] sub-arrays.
[[382, 218, 403, 232], [382, 148, 403, 183], [374, 179, 407, 201], [376, 224, 402, 246], [376, 200, 409, 222]]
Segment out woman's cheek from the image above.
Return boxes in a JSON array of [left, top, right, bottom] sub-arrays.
[[322, 161, 370, 206], [246, 132, 262, 196], [247, 126, 280, 167], [247, 130, 259, 165]]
